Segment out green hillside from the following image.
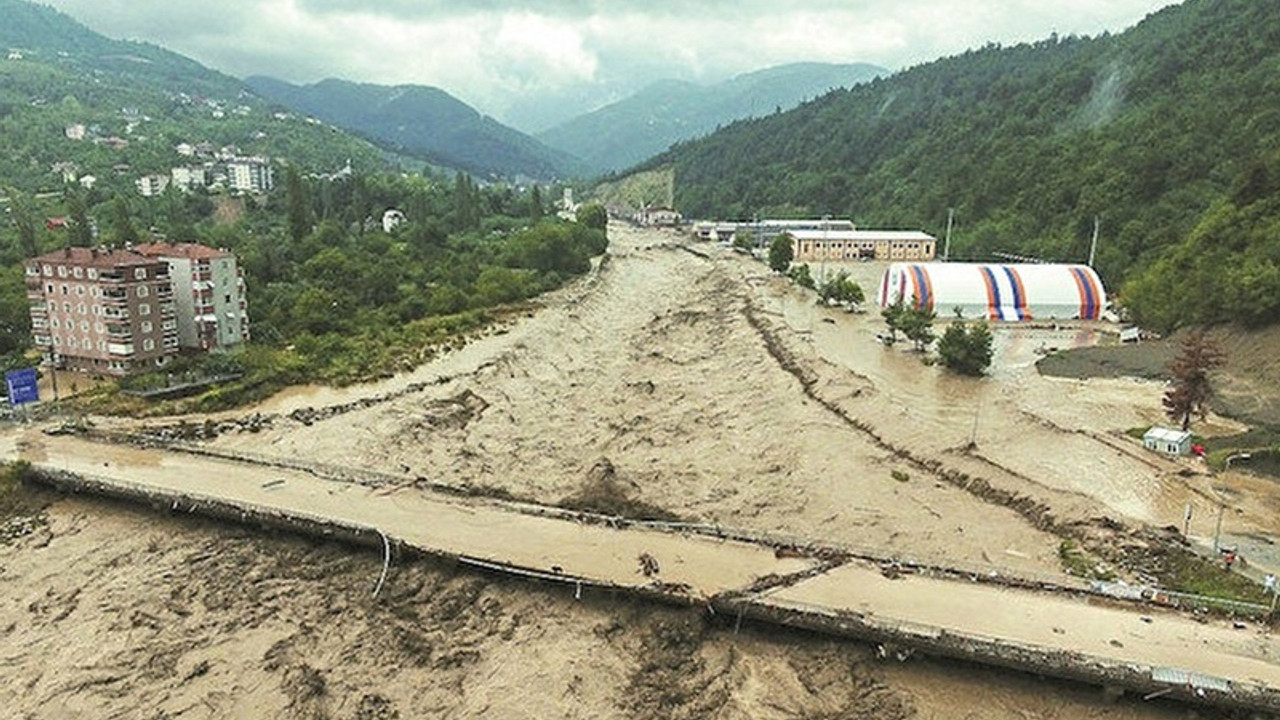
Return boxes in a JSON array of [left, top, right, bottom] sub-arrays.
[[643, 0, 1280, 331], [0, 0, 392, 193], [246, 76, 586, 182], [537, 62, 884, 175]]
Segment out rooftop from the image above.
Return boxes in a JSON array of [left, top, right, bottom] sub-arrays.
[[133, 242, 231, 261], [30, 246, 160, 269]]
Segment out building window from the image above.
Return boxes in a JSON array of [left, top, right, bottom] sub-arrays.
[[73, 267, 83, 278], [77, 303, 86, 315], [76, 285, 84, 296], [139, 303, 151, 316], [61, 284, 68, 295], [50, 318, 59, 329], [95, 323, 104, 333], [134, 268, 147, 280], [143, 338, 155, 351], [141, 321, 152, 333], [79, 320, 88, 332], [68, 338, 77, 349], [98, 341, 107, 351], [42, 264, 52, 276], [137, 285, 149, 298], [57, 266, 67, 278], [87, 268, 97, 280], [45, 284, 53, 294], [63, 302, 71, 313]]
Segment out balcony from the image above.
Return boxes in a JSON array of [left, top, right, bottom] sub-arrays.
[[102, 307, 129, 320], [107, 342, 135, 356], [98, 271, 125, 283]]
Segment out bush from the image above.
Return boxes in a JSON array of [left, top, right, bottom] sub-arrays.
[[937, 320, 993, 376]]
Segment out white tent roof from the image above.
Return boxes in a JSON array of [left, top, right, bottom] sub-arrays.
[[877, 262, 1107, 321]]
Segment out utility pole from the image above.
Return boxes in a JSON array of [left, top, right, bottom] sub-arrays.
[[944, 208, 954, 262], [821, 214, 830, 285], [1088, 216, 1100, 267]]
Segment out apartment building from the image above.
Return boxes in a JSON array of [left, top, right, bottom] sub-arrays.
[[134, 243, 249, 350], [225, 156, 274, 194], [25, 247, 178, 375]]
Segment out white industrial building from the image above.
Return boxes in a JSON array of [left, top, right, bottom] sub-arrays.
[[877, 262, 1107, 321]]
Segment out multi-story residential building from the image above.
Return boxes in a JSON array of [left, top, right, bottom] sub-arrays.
[[25, 248, 178, 376], [136, 173, 171, 197], [225, 156, 274, 194], [134, 243, 249, 350], [170, 165, 209, 191]]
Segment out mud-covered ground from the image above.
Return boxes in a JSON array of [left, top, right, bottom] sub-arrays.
[[0, 497, 1200, 720], [1037, 325, 1280, 427]]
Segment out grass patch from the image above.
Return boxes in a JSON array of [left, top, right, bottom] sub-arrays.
[[1059, 540, 1116, 581], [1156, 547, 1270, 605], [0, 461, 33, 520], [67, 308, 500, 417]]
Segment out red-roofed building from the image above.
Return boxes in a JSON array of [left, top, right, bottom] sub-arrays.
[[24, 247, 178, 375], [133, 243, 249, 350]]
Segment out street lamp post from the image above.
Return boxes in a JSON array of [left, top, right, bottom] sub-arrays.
[[1214, 453, 1253, 553]]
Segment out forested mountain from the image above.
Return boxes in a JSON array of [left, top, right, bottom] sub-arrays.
[[0, 0, 387, 193], [246, 77, 586, 182], [537, 62, 884, 175], [642, 0, 1280, 331], [0, 0, 242, 99]]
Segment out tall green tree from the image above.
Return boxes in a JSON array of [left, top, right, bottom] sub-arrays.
[[4, 186, 39, 257], [881, 297, 907, 343], [818, 270, 863, 305], [285, 165, 312, 243], [768, 234, 794, 273], [528, 184, 544, 220], [1162, 330, 1225, 430], [577, 203, 608, 231], [110, 196, 138, 245], [937, 320, 993, 376], [65, 189, 93, 247], [900, 304, 936, 351]]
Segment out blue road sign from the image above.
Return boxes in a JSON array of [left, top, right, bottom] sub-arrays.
[[6, 367, 39, 406]]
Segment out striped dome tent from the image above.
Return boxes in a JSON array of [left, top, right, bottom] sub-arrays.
[[877, 263, 1107, 321]]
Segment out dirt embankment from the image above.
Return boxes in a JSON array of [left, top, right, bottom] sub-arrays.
[[0, 498, 1198, 720], [1038, 325, 1280, 426]]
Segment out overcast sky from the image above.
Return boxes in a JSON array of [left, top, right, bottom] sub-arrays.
[[39, 0, 1181, 130]]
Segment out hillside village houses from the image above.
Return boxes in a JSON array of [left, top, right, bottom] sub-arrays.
[[63, 113, 275, 195], [25, 242, 249, 377]]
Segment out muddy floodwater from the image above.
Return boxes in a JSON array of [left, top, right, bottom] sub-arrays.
[[4, 222, 1275, 719]]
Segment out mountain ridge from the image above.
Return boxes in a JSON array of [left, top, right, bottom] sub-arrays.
[[245, 76, 586, 181], [537, 62, 885, 175]]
